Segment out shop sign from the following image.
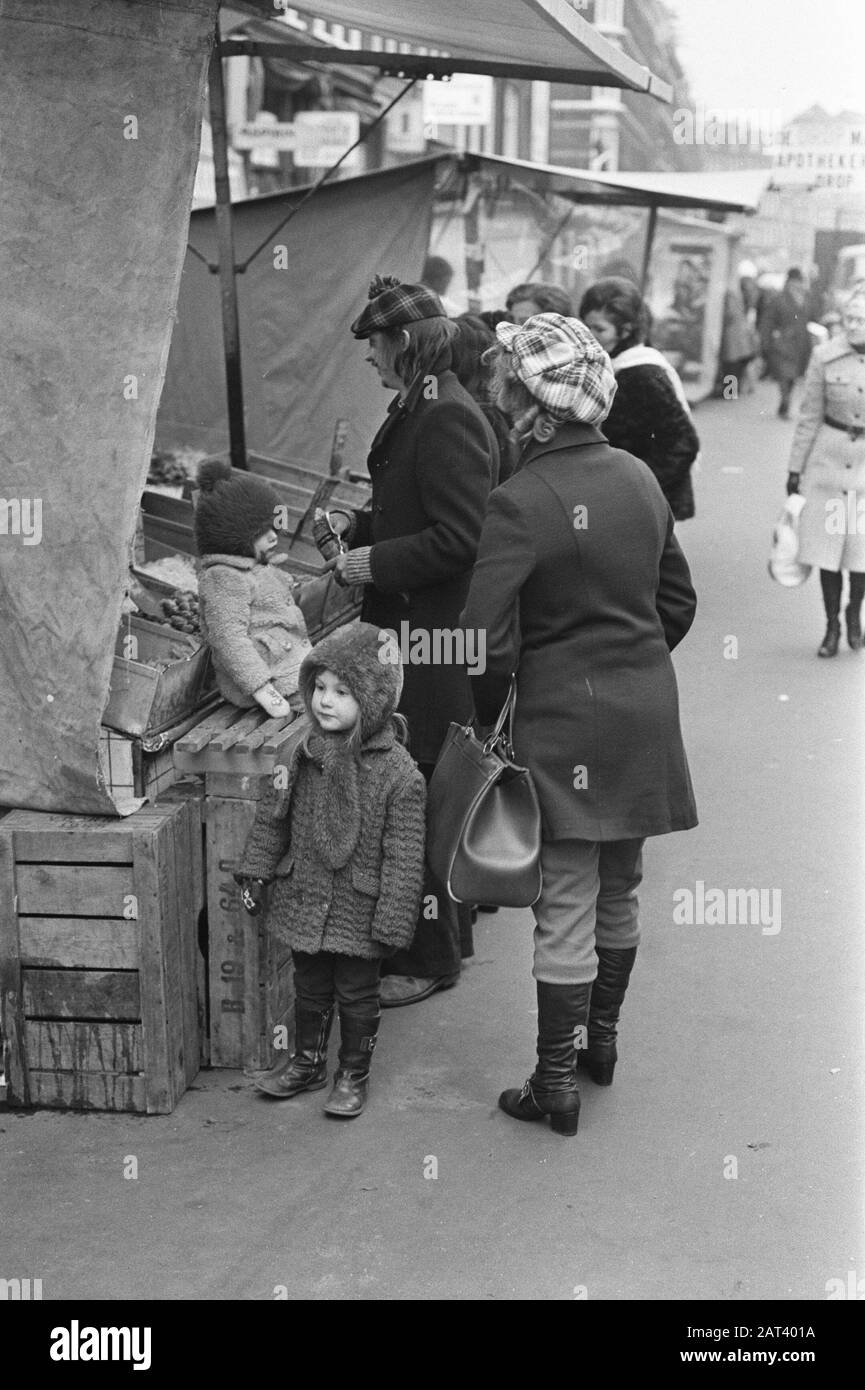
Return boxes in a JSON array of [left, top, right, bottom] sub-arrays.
[[294, 111, 361, 168], [423, 74, 493, 127], [234, 120, 297, 151]]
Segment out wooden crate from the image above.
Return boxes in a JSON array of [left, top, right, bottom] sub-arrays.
[[0, 803, 203, 1113], [203, 775, 294, 1071]]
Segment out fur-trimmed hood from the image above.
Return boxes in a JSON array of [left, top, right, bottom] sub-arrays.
[[298, 622, 404, 740], [194, 458, 280, 558]]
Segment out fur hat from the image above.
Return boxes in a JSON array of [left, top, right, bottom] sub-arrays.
[[298, 622, 404, 739], [193, 459, 280, 558], [351, 273, 445, 340]]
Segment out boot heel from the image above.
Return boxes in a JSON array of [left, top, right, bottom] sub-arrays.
[[550, 1105, 580, 1137]]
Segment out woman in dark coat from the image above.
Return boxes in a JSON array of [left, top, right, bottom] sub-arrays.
[[762, 268, 814, 418], [451, 314, 517, 484], [580, 277, 700, 520], [323, 274, 498, 1006], [462, 312, 698, 1137]]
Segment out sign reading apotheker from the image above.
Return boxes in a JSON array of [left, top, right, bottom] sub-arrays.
[[767, 126, 865, 192]]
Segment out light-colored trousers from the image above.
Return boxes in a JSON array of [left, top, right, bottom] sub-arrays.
[[532, 838, 645, 985]]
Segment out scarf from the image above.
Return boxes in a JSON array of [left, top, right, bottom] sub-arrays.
[[304, 730, 362, 870]]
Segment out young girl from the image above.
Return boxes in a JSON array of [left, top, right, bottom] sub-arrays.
[[235, 623, 427, 1118], [194, 459, 312, 718]]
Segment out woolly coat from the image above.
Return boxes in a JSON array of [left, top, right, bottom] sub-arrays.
[[462, 422, 698, 843], [197, 554, 312, 705], [600, 363, 700, 520], [788, 336, 865, 571], [349, 365, 497, 763], [238, 725, 427, 959]]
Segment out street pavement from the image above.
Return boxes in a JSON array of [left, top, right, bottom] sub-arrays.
[[2, 379, 863, 1301]]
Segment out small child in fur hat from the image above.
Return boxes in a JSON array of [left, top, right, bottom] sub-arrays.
[[235, 623, 427, 1118], [194, 460, 312, 717]]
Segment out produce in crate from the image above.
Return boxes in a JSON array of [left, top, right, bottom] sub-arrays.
[[159, 589, 200, 634]]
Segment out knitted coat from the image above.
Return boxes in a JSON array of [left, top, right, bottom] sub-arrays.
[[239, 725, 426, 958], [238, 622, 427, 958], [197, 554, 312, 705]]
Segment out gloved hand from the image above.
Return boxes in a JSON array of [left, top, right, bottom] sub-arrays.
[[253, 682, 292, 718], [232, 875, 267, 916], [786, 473, 801, 496], [313, 508, 351, 561]]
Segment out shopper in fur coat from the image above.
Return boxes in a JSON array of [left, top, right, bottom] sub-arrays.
[[235, 623, 427, 1118], [580, 277, 700, 520], [194, 459, 312, 717]]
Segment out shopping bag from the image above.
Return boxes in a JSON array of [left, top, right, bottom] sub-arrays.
[[768, 494, 812, 587]]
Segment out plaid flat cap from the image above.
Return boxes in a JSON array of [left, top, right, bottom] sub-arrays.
[[495, 313, 617, 426], [351, 275, 445, 339]]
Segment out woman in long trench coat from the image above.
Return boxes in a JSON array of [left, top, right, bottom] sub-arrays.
[[462, 312, 698, 1137]]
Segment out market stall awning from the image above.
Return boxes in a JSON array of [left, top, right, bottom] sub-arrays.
[[464, 153, 767, 212], [465, 154, 769, 213], [222, 0, 673, 100]]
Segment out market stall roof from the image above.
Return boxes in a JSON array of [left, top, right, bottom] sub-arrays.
[[221, 0, 673, 100], [464, 153, 770, 213]]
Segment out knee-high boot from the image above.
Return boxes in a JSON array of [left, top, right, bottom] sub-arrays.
[[323, 1008, 380, 1118], [580, 946, 638, 1086], [499, 981, 591, 1137], [819, 569, 842, 657], [254, 1004, 333, 1098], [845, 572, 865, 651]]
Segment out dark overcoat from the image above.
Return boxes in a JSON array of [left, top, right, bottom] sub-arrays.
[[352, 366, 497, 764], [763, 289, 812, 383], [602, 364, 700, 521], [461, 423, 699, 842]]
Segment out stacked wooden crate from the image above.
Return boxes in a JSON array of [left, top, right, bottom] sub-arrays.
[[174, 706, 299, 1071], [0, 801, 203, 1113]]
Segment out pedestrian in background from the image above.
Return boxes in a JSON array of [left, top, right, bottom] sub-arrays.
[[320, 273, 497, 1007], [463, 313, 698, 1137], [763, 268, 814, 418], [236, 625, 426, 1117], [451, 314, 518, 484], [580, 276, 700, 520], [786, 286, 865, 657], [506, 281, 573, 325]]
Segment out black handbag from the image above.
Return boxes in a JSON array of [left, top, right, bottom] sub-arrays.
[[426, 678, 542, 908]]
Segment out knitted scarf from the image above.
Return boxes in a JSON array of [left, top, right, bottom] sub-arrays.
[[304, 729, 361, 870]]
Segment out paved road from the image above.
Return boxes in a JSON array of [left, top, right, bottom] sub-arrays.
[[3, 381, 863, 1301]]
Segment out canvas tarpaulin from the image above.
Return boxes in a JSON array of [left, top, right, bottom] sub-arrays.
[[154, 157, 440, 471], [0, 0, 219, 814]]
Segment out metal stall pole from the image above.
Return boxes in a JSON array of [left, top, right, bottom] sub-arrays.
[[640, 203, 659, 295], [208, 40, 247, 470]]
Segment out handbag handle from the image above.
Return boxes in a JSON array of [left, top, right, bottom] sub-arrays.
[[481, 676, 517, 760]]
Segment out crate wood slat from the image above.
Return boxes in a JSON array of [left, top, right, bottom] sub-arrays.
[[27, 1072, 147, 1113], [205, 796, 263, 1068], [175, 704, 246, 755], [164, 800, 199, 1089], [9, 822, 133, 864], [19, 919, 139, 970], [23, 969, 141, 1021], [16, 864, 131, 918], [133, 822, 178, 1113], [24, 1021, 142, 1073], [0, 834, 30, 1105], [208, 709, 268, 753], [155, 782, 209, 1067]]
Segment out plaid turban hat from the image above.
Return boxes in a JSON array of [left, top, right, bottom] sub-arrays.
[[351, 274, 446, 339], [495, 313, 617, 426]]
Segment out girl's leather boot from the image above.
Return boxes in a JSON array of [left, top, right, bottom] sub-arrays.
[[579, 946, 638, 1086], [499, 981, 591, 1137], [323, 1009, 380, 1118], [845, 604, 862, 651], [254, 1005, 333, 1098]]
